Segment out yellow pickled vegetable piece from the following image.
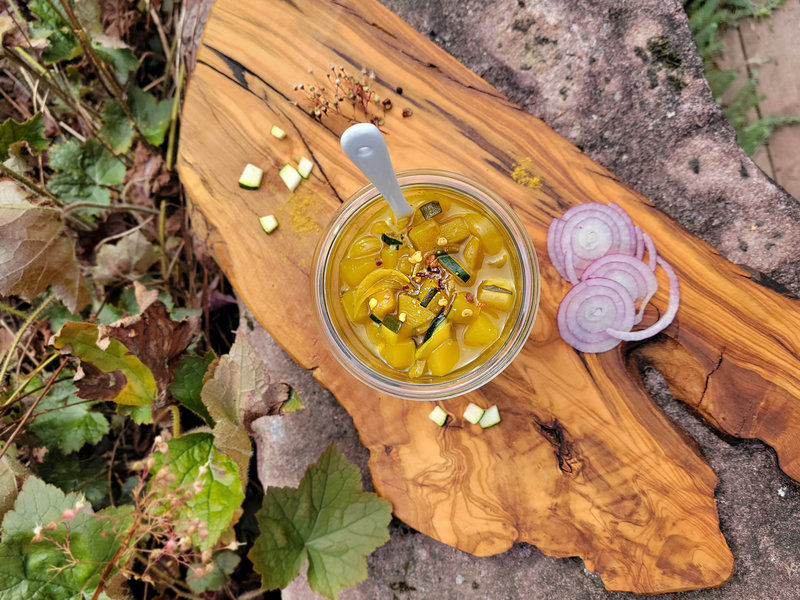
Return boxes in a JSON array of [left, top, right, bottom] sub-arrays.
[[477, 280, 515, 311], [439, 217, 470, 243], [489, 252, 508, 268], [462, 236, 484, 271], [415, 321, 452, 359], [380, 338, 415, 369], [447, 292, 480, 324], [463, 313, 499, 346], [465, 213, 503, 254], [398, 294, 436, 329], [379, 320, 413, 344], [408, 220, 441, 251], [370, 290, 397, 319], [354, 268, 409, 308], [428, 339, 460, 376], [348, 235, 382, 258], [364, 323, 383, 346], [340, 256, 377, 288], [341, 289, 369, 323], [370, 220, 393, 235], [408, 360, 427, 379], [397, 255, 415, 275], [380, 246, 399, 269]]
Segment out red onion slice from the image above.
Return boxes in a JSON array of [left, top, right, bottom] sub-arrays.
[[579, 254, 658, 324], [606, 257, 679, 341], [557, 278, 636, 353], [643, 232, 657, 271], [559, 209, 624, 282], [634, 225, 644, 260], [608, 202, 636, 254], [547, 218, 568, 280]]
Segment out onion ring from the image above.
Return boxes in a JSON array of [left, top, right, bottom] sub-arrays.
[[606, 257, 679, 341], [557, 278, 635, 353], [580, 254, 658, 323]]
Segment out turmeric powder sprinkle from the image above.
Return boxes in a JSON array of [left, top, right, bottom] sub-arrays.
[[511, 157, 543, 189]]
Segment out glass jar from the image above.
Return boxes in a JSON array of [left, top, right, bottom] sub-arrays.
[[311, 170, 539, 400]]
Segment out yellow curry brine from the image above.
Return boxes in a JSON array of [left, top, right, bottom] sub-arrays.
[[338, 187, 519, 378]]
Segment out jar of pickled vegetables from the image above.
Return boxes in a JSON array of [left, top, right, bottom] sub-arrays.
[[311, 170, 539, 400]]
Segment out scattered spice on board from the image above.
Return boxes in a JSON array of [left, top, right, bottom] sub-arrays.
[[282, 193, 320, 233], [511, 157, 543, 189]]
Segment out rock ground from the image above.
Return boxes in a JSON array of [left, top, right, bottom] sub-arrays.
[[184, 0, 800, 598]]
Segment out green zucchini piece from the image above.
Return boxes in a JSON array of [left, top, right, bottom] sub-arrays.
[[238, 163, 263, 189], [369, 313, 382, 324], [419, 287, 438, 308], [298, 156, 314, 178], [428, 405, 448, 426], [381, 233, 403, 247], [422, 312, 446, 342], [270, 125, 287, 139], [438, 254, 471, 283], [463, 402, 485, 425], [479, 405, 501, 428], [419, 201, 442, 220], [381, 313, 402, 333], [279, 164, 302, 191], [259, 214, 278, 233], [482, 284, 513, 294]]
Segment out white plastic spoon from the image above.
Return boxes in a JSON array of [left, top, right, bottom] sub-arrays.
[[340, 123, 414, 219]]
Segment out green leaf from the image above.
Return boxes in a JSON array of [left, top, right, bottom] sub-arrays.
[[0, 114, 49, 161], [117, 403, 153, 424], [48, 171, 111, 211], [29, 378, 109, 454], [0, 180, 90, 312], [0, 477, 133, 599], [38, 449, 109, 508], [249, 444, 392, 599], [0, 454, 27, 525], [170, 351, 216, 425], [92, 39, 138, 84], [51, 321, 157, 407], [127, 87, 172, 146], [282, 389, 305, 414], [150, 432, 244, 550], [28, 2, 81, 65], [98, 100, 135, 154], [50, 139, 125, 186], [187, 550, 240, 593]]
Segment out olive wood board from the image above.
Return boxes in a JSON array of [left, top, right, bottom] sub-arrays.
[[177, 0, 800, 593]]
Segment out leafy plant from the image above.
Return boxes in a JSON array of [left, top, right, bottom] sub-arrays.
[[249, 444, 393, 599], [0, 1, 394, 597], [683, 0, 800, 154]]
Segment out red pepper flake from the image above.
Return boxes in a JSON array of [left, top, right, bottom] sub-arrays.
[[375, 258, 383, 266], [465, 292, 475, 304], [402, 108, 413, 118]]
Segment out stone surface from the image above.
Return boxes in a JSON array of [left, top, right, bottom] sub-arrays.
[[735, 0, 800, 201], [188, 1, 800, 598]]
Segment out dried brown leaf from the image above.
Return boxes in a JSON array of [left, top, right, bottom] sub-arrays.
[[73, 362, 126, 401], [0, 180, 90, 312], [125, 141, 174, 207], [200, 329, 297, 489], [98, 282, 199, 400], [91, 230, 159, 285]]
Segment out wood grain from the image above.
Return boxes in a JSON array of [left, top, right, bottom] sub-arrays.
[[178, 0, 798, 592]]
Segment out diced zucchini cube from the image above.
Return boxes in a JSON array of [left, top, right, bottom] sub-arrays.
[[259, 214, 278, 233], [428, 405, 448, 426], [463, 402, 485, 424], [479, 405, 501, 428]]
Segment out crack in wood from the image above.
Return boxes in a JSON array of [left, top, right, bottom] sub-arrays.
[[534, 418, 578, 474], [699, 349, 725, 409]]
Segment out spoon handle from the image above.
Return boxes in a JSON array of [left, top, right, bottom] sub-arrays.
[[340, 123, 414, 219]]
